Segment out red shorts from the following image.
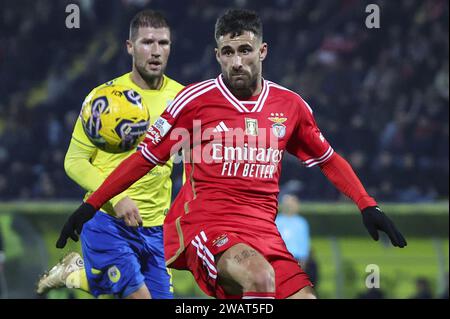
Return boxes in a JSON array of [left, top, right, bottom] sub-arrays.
[[167, 225, 312, 299]]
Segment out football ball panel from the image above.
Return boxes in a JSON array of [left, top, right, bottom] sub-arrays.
[[80, 85, 150, 153]]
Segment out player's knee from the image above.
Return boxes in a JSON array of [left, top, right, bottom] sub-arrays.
[[246, 264, 275, 292], [287, 285, 317, 299], [124, 284, 151, 299], [302, 292, 317, 299], [296, 290, 317, 299]]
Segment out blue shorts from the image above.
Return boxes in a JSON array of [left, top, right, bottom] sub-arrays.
[[80, 212, 173, 298]]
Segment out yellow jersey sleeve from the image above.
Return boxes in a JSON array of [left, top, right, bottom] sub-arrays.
[[67, 118, 129, 215], [71, 117, 96, 150]]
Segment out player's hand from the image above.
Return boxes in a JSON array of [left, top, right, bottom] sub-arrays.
[[362, 206, 407, 248], [56, 202, 96, 248], [113, 196, 143, 227]]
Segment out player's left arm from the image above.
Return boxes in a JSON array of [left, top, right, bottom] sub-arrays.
[[287, 97, 407, 248], [319, 153, 406, 247], [65, 128, 129, 210]]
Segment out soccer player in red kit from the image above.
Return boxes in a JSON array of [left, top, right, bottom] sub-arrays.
[[57, 9, 407, 299]]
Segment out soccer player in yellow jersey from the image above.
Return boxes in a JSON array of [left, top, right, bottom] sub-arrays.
[[37, 10, 183, 299]]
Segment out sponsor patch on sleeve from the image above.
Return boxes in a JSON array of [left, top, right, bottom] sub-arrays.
[[154, 117, 172, 137]]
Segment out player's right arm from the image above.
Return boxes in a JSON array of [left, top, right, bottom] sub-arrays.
[[66, 117, 144, 225], [56, 82, 204, 248], [65, 119, 107, 192], [65, 118, 132, 210]]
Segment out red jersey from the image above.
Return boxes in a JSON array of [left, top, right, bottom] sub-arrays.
[[138, 75, 334, 266]]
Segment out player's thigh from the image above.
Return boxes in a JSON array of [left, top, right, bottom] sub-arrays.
[[216, 243, 274, 292], [80, 213, 145, 297], [140, 226, 174, 299], [125, 284, 151, 299], [287, 285, 317, 299], [81, 243, 145, 298], [141, 266, 173, 299], [81, 213, 137, 267]]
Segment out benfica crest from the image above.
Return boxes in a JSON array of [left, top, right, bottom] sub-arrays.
[[268, 113, 287, 138]]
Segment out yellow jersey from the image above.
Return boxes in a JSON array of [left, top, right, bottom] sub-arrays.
[[70, 73, 184, 226]]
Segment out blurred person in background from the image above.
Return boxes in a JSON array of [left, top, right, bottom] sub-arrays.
[[276, 193, 320, 287], [276, 193, 310, 268], [440, 273, 448, 299], [37, 9, 184, 299], [410, 277, 434, 299]]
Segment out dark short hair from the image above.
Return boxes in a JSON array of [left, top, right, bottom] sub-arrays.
[[214, 9, 263, 42], [129, 10, 170, 40]]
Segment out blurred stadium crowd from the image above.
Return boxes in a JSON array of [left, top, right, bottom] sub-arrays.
[[0, 0, 448, 202]]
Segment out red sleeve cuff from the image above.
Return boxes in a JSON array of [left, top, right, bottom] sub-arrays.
[[356, 196, 378, 211]]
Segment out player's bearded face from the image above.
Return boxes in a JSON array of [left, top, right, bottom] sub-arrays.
[[129, 27, 171, 81], [216, 31, 267, 97]]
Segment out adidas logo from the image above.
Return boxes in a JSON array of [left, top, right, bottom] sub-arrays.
[[213, 121, 230, 133]]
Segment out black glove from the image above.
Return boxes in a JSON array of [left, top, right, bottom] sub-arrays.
[[56, 202, 97, 249], [362, 206, 407, 248]]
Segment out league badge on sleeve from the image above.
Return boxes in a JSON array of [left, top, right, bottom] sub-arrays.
[[268, 113, 287, 138], [154, 117, 172, 137]]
